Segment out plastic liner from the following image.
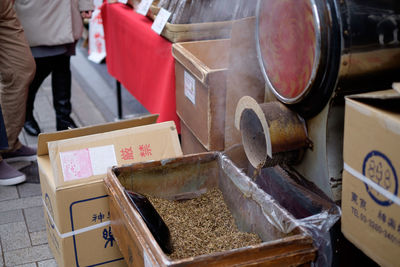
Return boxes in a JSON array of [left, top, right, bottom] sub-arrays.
[[219, 152, 341, 267], [158, 0, 257, 24]]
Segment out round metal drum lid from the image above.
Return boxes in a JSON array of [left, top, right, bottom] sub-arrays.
[[256, 0, 321, 104]]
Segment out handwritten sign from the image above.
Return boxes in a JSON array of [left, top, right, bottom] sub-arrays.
[[151, 8, 171, 35], [136, 0, 154, 16]]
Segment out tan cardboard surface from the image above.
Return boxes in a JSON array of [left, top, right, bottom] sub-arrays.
[[37, 114, 158, 156], [38, 117, 182, 267], [342, 89, 400, 267], [48, 121, 181, 188]]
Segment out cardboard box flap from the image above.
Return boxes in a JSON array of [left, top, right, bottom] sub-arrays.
[[48, 121, 182, 188], [37, 114, 158, 156], [346, 89, 400, 120], [346, 89, 400, 100], [172, 39, 230, 84]]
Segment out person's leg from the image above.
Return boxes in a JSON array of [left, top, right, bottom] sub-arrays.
[[0, 0, 36, 185], [0, 0, 35, 151], [51, 54, 77, 131], [0, 105, 8, 150], [24, 57, 53, 136]]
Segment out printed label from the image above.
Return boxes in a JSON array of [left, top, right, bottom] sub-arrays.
[[70, 196, 124, 266], [60, 149, 93, 181], [349, 190, 400, 248], [151, 8, 171, 35], [88, 1, 106, 64], [136, 0, 154, 16], [184, 70, 196, 105], [362, 150, 398, 206], [60, 145, 117, 181]]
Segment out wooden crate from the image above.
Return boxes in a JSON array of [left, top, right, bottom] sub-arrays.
[[173, 39, 230, 151], [104, 153, 317, 266]]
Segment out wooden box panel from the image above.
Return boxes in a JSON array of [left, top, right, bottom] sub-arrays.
[[105, 153, 317, 266], [173, 39, 230, 151], [180, 121, 208, 155]]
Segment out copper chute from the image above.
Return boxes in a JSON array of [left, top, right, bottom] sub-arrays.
[[235, 96, 309, 169]]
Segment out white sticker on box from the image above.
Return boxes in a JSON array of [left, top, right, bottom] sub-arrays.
[[151, 8, 171, 35], [89, 145, 118, 175], [60, 145, 117, 181], [118, 0, 128, 4], [136, 0, 154, 16], [184, 70, 196, 105]]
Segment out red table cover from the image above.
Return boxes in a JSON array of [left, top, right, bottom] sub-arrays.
[[101, 3, 180, 132]]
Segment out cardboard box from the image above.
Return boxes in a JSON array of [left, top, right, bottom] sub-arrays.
[[342, 89, 400, 267], [38, 115, 182, 267], [105, 152, 316, 266], [180, 121, 207, 155], [173, 39, 230, 151]]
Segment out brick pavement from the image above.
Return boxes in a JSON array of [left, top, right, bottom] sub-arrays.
[[0, 74, 108, 266]]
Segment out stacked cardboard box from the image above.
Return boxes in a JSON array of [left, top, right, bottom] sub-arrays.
[[342, 89, 400, 266], [37, 115, 182, 266]]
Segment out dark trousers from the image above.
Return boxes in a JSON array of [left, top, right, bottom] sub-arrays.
[[26, 54, 73, 130], [0, 105, 8, 150]]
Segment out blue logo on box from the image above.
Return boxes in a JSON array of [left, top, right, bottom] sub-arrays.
[[70, 195, 124, 267], [362, 150, 398, 206]]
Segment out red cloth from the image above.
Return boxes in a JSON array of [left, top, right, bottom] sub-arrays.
[[101, 3, 180, 132]]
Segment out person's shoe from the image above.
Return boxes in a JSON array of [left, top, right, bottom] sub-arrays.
[[1, 145, 37, 163], [56, 117, 77, 131], [0, 161, 26, 186], [24, 119, 41, 136]]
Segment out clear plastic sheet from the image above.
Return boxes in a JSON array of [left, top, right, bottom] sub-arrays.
[[157, 0, 257, 24], [219, 151, 341, 267]]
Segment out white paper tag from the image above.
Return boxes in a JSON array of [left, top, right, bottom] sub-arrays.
[[184, 70, 196, 105], [118, 0, 128, 4], [60, 145, 117, 181], [151, 8, 171, 35], [136, 0, 153, 16], [89, 145, 117, 175]]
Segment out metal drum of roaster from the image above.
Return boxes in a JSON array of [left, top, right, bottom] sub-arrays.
[[256, 0, 400, 118], [235, 0, 400, 202]]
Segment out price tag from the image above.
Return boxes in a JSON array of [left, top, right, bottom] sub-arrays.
[[118, 0, 128, 3], [136, 0, 154, 16], [184, 70, 196, 105], [151, 8, 171, 35]]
